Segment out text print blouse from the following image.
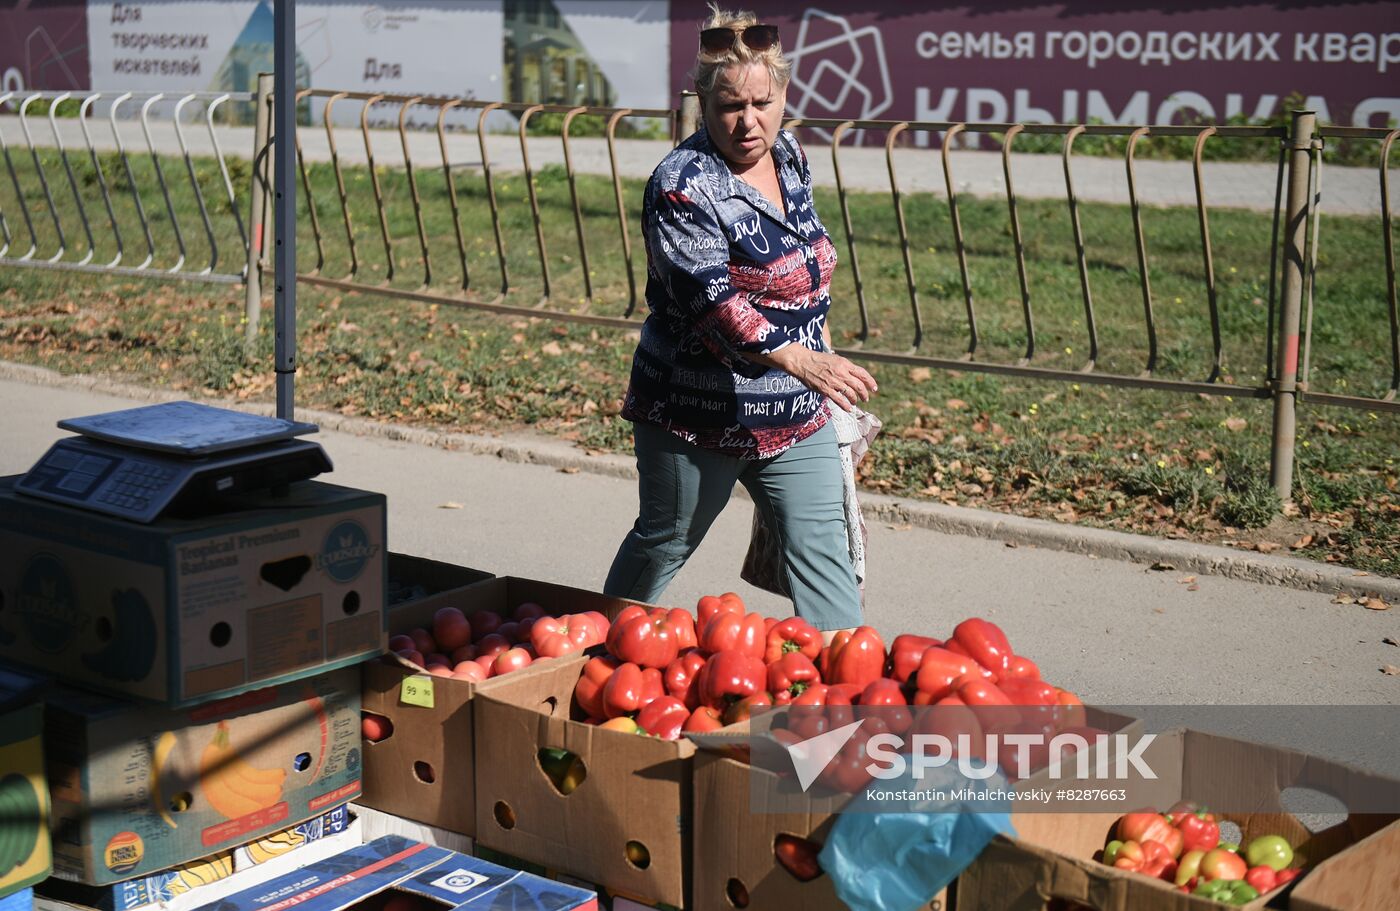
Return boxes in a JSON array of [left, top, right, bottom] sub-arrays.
[[621, 126, 839, 459]]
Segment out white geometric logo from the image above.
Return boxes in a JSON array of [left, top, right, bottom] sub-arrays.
[[429, 869, 488, 893], [782, 719, 865, 792], [786, 8, 894, 144]]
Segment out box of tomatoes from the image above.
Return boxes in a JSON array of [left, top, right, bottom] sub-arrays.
[[0, 666, 50, 900], [359, 575, 643, 841], [43, 667, 361, 885], [957, 727, 1400, 911]]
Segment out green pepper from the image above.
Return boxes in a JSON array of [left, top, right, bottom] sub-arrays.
[[1102, 839, 1125, 866], [1194, 879, 1260, 904]]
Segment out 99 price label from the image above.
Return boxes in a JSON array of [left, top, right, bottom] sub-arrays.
[[400, 675, 435, 708]]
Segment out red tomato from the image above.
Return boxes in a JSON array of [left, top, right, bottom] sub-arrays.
[[408, 627, 435, 655], [492, 647, 533, 676], [388, 634, 416, 652], [514, 601, 548, 622], [432, 608, 472, 652], [451, 660, 487, 682], [471, 611, 504, 642], [361, 714, 393, 742], [476, 633, 511, 660]]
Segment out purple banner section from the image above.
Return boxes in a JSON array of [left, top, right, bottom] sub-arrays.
[[0, 0, 91, 93], [670, 2, 1400, 142]]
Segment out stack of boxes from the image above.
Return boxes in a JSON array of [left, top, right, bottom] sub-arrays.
[[0, 475, 383, 911]]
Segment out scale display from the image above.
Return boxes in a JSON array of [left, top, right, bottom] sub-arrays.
[[17, 402, 331, 523]]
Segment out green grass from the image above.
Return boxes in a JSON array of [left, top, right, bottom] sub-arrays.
[[1, 142, 1396, 575]]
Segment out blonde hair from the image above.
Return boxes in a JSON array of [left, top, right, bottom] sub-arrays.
[[692, 4, 792, 100]]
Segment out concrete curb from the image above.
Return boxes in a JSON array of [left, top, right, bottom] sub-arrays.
[[3, 359, 1396, 601]]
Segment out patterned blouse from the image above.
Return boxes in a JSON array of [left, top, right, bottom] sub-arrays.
[[620, 125, 838, 459]]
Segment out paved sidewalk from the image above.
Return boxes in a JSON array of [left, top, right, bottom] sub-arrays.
[[1, 366, 1395, 715], [5, 115, 1395, 215]]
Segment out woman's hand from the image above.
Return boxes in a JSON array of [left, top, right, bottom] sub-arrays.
[[753, 345, 878, 412]]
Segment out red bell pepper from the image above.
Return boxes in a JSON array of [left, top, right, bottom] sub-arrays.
[[636, 695, 690, 740], [606, 606, 682, 669], [764, 617, 823, 665], [889, 634, 942, 684], [1172, 809, 1221, 853], [573, 655, 619, 719], [768, 652, 821, 704], [1111, 839, 1174, 878], [723, 691, 773, 725], [787, 683, 831, 739], [654, 607, 697, 651], [860, 678, 912, 734], [698, 611, 767, 662], [697, 649, 765, 709], [956, 677, 1022, 730], [915, 647, 982, 701], [1003, 654, 1041, 680], [773, 834, 823, 882], [601, 662, 664, 718], [821, 627, 887, 688], [823, 683, 862, 730], [1118, 811, 1184, 859], [696, 592, 744, 631], [682, 705, 725, 734], [663, 649, 708, 710], [530, 613, 601, 658], [951, 618, 1013, 681], [817, 727, 877, 793], [1052, 688, 1087, 731]]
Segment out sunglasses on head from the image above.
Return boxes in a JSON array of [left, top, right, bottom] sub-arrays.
[[699, 24, 780, 55]]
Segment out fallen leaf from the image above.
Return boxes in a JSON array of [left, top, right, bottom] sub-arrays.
[[886, 523, 913, 532], [437, 501, 464, 510], [1383, 637, 1399, 647], [909, 367, 932, 383], [1224, 417, 1247, 432], [1178, 575, 1197, 584], [558, 466, 579, 474], [946, 398, 968, 410], [1150, 562, 1175, 571], [1255, 541, 1282, 554], [1353, 571, 1371, 577], [1382, 665, 1400, 676], [1005, 541, 1018, 548], [1187, 584, 1200, 591], [1332, 594, 1357, 604], [540, 341, 564, 356], [1153, 608, 1166, 614], [1291, 534, 1315, 549], [1363, 597, 1391, 612]]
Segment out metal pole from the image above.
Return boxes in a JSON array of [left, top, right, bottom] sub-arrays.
[[244, 73, 272, 347], [273, 0, 297, 418], [679, 91, 700, 142], [1269, 110, 1316, 501]]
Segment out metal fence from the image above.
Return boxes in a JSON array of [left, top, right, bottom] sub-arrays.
[[1, 85, 1396, 500], [0, 90, 251, 284]]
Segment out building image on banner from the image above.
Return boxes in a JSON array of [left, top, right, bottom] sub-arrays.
[[504, 1, 617, 107]]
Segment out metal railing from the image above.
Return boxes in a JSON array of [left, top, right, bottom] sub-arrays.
[[0, 90, 251, 284]]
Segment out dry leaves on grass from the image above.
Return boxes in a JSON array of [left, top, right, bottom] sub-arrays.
[[437, 501, 463, 510]]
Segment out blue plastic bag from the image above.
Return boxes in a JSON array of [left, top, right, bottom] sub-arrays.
[[818, 766, 1016, 911]]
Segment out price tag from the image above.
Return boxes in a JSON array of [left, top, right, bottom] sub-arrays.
[[400, 675, 435, 708]]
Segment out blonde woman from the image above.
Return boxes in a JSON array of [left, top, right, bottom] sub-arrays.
[[603, 7, 877, 634]]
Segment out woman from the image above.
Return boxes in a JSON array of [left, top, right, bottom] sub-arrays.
[[602, 7, 878, 633]]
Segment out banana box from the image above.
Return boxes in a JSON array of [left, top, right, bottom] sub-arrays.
[[0, 477, 386, 708], [43, 668, 362, 885], [36, 805, 356, 911], [0, 667, 51, 899]]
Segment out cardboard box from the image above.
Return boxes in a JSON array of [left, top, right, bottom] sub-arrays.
[[0, 668, 51, 899], [385, 554, 492, 613], [189, 835, 597, 911], [1288, 817, 1400, 910], [472, 847, 674, 911], [45, 668, 363, 885], [350, 804, 473, 857], [36, 806, 358, 911], [474, 654, 694, 910], [690, 706, 1139, 911], [0, 477, 386, 707], [360, 577, 642, 839], [956, 728, 1400, 910]]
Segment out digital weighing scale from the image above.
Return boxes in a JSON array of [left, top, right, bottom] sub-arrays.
[[16, 401, 333, 524]]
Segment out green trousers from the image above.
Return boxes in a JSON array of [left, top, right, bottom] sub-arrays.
[[604, 420, 863, 630]]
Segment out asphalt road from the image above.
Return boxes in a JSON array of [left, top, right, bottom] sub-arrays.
[[1, 373, 1395, 720]]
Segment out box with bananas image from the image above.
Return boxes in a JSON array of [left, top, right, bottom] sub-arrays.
[[0, 667, 50, 900], [42, 667, 361, 885]]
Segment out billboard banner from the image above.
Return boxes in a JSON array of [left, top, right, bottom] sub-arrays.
[[0, 1, 90, 94], [669, 2, 1400, 144]]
